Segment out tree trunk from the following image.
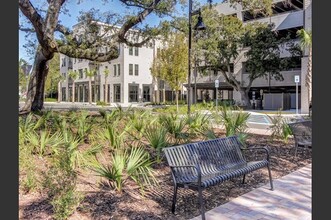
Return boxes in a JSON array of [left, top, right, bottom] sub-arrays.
[[104, 76, 108, 103], [20, 47, 52, 112], [72, 81, 75, 103], [306, 46, 312, 106], [239, 90, 252, 109], [89, 78, 92, 104], [57, 81, 62, 103], [176, 90, 179, 113]]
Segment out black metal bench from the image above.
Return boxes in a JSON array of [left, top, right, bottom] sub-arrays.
[[163, 136, 273, 220], [288, 120, 312, 157]]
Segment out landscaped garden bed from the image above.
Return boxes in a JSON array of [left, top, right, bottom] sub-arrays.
[[19, 107, 311, 220]]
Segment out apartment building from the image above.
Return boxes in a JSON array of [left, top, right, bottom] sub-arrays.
[[59, 23, 166, 104], [191, 0, 311, 113]]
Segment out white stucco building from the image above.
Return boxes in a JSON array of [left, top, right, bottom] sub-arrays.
[[59, 23, 166, 104]]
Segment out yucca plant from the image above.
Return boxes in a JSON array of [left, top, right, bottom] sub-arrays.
[[70, 111, 94, 143], [93, 146, 156, 193], [144, 124, 169, 163]]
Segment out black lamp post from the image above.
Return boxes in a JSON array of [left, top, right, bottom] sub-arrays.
[[188, 6, 206, 115]]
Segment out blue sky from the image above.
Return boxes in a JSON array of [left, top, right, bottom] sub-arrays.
[[19, 0, 217, 64]]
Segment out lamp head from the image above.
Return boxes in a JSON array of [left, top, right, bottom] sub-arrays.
[[194, 15, 206, 31]]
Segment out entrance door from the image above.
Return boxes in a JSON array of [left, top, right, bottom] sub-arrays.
[[143, 85, 151, 102], [129, 84, 138, 102], [113, 84, 121, 103]]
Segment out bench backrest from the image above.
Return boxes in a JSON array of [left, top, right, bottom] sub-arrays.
[[163, 136, 246, 176], [288, 120, 312, 143]]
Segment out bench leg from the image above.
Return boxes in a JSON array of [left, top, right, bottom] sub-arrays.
[[242, 174, 246, 184], [267, 164, 274, 190], [171, 185, 178, 214], [294, 144, 298, 158], [198, 187, 206, 220]]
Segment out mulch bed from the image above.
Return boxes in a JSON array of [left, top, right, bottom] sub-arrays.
[[19, 133, 312, 220]]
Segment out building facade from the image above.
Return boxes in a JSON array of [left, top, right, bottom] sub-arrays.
[[59, 24, 166, 105], [191, 0, 311, 113]]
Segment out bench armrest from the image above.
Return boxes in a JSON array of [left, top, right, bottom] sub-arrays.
[[241, 146, 271, 161], [169, 165, 202, 185]]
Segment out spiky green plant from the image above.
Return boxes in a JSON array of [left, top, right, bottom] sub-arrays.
[[70, 111, 94, 143], [144, 124, 169, 163], [158, 113, 188, 144], [25, 130, 64, 156], [97, 123, 126, 150], [93, 147, 156, 192], [187, 112, 212, 137]]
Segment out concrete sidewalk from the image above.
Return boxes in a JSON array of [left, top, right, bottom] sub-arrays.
[[191, 164, 312, 220]]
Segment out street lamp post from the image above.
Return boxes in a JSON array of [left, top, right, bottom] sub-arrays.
[[188, 4, 206, 115]]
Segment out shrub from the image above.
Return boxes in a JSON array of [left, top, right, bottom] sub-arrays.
[[144, 124, 169, 163], [43, 150, 83, 220], [93, 147, 156, 192]]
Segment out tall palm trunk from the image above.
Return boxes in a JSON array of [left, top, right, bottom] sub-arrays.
[[88, 77, 92, 104], [306, 46, 312, 105], [57, 81, 62, 102], [72, 81, 75, 103], [104, 76, 108, 103], [176, 90, 179, 113], [20, 46, 53, 112]]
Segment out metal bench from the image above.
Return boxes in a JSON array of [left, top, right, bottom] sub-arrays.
[[288, 120, 312, 157], [163, 136, 273, 220]]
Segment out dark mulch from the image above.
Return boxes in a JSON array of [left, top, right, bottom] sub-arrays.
[[19, 133, 312, 220]]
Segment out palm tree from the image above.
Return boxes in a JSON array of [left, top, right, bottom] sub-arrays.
[[85, 69, 95, 104], [68, 70, 78, 103], [57, 74, 65, 103], [104, 68, 110, 103], [297, 29, 312, 109]]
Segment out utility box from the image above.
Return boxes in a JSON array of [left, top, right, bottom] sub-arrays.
[[263, 93, 291, 110]]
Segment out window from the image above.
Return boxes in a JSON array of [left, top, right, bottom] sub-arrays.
[[78, 69, 83, 79], [129, 64, 133, 75], [134, 64, 139, 76], [129, 84, 139, 102], [129, 47, 133, 55], [118, 43, 121, 55], [117, 64, 120, 76], [134, 47, 139, 56], [61, 58, 66, 67], [84, 68, 87, 78], [113, 65, 117, 76]]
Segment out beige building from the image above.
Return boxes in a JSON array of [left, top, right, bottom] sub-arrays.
[[191, 0, 312, 113]]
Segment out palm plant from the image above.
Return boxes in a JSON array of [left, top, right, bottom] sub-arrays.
[[85, 69, 95, 104], [103, 68, 110, 103], [187, 112, 212, 137], [158, 113, 188, 144], [144, 124, 168, 163], [93, 146, 156, 192], [97, 122, 126, 150], [25, 130, 64, 156], [297, 29, 312, 109], [68, 70, 78, 103], [71, 111, 94, 143], [217, 106, 250, 144]]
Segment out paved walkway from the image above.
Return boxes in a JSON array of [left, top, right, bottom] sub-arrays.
[[191, 164, 312, 220]]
